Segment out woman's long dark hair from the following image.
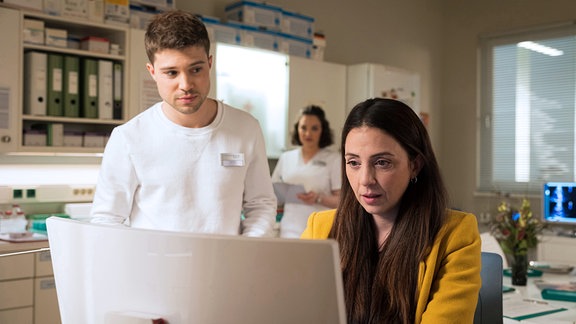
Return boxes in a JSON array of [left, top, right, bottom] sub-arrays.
[[329, 98, 448, 323]]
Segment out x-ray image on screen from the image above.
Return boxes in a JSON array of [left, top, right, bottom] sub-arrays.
[[544, 182, 576, 224]]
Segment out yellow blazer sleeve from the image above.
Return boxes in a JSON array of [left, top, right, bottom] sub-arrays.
[[417, 210, 482, 324], [300, 209, 336, 239]]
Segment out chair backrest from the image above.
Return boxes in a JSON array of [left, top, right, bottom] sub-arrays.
[[474, 252, 504, 324], [480, 231, 508, 268]]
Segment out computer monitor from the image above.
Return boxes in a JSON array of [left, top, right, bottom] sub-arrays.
[[46, 217, 346, 324], [543, 182, 576, 225]]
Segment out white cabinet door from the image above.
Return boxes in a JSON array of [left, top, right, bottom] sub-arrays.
[[0, 7, 21, 152], [288, 57, 346, 151], [347, 63, 420, 115]]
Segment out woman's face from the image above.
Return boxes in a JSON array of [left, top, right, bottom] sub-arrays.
[[297, 115, 322, 148], [344, 126, 417, 220]]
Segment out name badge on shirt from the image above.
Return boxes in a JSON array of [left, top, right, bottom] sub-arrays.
[[220, 153, 245, 167]]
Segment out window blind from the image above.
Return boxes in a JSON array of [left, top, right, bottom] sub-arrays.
[[479, 23, 576, 194]]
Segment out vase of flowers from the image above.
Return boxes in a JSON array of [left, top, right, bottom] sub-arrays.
[[490, 198, 545, 286]]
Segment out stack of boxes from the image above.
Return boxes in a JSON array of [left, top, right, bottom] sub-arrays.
[[129, 0, 175, 29], [201, 0, 321, 60]]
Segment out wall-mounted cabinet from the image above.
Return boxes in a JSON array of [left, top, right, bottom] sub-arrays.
[[0, 6, 129, 154]]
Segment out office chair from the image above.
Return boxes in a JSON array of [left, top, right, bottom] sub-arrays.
[[480, 231, 509, 268], [474, 252, 504, 324]]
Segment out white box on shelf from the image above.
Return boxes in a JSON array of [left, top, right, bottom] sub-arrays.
[[43, 0, 61, 15], [238, 24, 278, 52], [281, 10, 314, 40], [81, 36, 110, 54], [23, 18, 45, 45], [132, 0, 174, 9], [67, 35, 81, 49], [312, 33, 326, 61], [23, 130, 46, 146], [62, 0, 89, 20], [45, 28, 68, 48], [88, 0, 104, 23], [202, 17, 241, 45], [225, 0, 282, 31], [1, 0, 43, 11], [83, 132, 105, 147], [63, 132, 83, 147], [104, 0, 129, 25], [278, 33, 312, 58], [129, 3, 161, 30]]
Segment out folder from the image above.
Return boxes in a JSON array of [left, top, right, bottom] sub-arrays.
[[63, 55, 80, 118], [98, 60, 113, 120], [23, 51, 47, 116], [47, 53, 64, 116], [113, 62, 123, 120], [81, 58, 98, 118]]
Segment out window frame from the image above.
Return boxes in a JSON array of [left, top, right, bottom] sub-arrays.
[[478, 22, 576, 194]]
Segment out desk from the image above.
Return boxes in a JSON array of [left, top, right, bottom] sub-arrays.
[[503, 272, 576, 323]]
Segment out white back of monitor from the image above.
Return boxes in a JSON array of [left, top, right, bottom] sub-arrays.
[[46, 217, 346, 324]]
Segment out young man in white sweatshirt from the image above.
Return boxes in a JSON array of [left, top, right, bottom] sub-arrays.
[[90, 10, 277, 236]]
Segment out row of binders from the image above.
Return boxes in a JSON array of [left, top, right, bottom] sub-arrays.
[[24, 51, 123, 120]]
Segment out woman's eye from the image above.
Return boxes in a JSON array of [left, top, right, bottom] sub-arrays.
[[375, 159, 390, 167], [346, 160, 360, 167]]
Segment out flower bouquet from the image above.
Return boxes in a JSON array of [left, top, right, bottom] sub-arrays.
[[490, 198, 546, 285]]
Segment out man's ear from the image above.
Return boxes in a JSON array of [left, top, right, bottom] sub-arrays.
[[146, 62, 155, 80]]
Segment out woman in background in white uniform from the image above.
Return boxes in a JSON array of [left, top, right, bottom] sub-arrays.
[[272, 105, 341, 238]]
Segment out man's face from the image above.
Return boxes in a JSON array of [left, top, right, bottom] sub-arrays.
[[146, 45, 212, 115]]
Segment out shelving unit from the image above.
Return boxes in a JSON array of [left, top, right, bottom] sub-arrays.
[[0, 6, 129, 154]]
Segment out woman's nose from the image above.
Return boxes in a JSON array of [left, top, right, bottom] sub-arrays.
[[359, 166, 376, 185]]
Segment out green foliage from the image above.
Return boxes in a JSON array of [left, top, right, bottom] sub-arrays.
[[490, 198, 546, 256]]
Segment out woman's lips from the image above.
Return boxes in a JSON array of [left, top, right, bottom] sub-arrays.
[[362, 193, 381, 204]]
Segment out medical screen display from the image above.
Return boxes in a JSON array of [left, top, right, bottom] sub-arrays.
[[543, 182, 576, 224]]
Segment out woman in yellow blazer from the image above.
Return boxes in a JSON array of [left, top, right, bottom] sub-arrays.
[[301, 98, 481, 324]]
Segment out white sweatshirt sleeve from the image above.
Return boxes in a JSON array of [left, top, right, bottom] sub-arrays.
[[90, 127, 137, 226]]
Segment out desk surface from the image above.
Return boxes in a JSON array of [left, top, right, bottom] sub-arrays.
[[503, 272, 576, 323]]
